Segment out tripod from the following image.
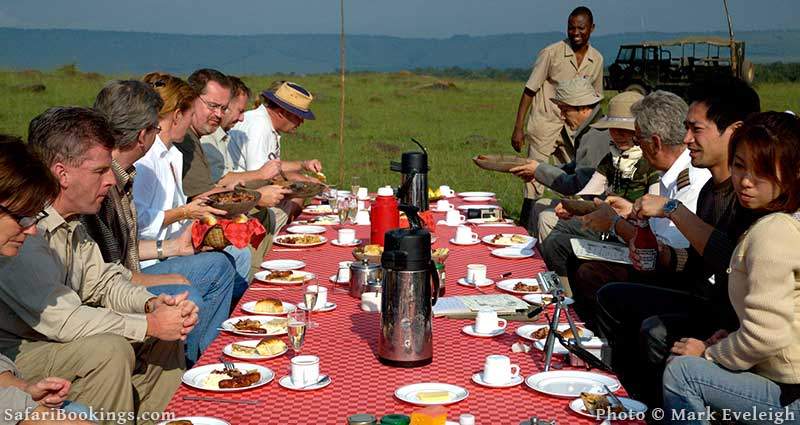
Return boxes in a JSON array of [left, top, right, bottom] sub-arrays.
[[528, 272, 586, 372]]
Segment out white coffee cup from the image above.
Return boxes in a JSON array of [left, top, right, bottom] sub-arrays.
[[482, 354, 520, 385], [307, 285, 328, 310], [475, 308, 507, 334], [445, 209, 465, 225], [338, 228, 356, 244], [436, 199, 454, 211], [355, 210, 371, 225], [361, 292, 381, 312], [357, 187, 369, 200], [466, 263, 487, 285], [439, 185, 455, 197], [290, 355, 320, 387], [455, 225, 479, 244], [337, 261, 352, 282]]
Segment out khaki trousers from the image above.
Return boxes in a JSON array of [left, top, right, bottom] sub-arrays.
[[248, 207, 289, 280], [523, 121, 565, 199], [14, 334, 184, 425], [533, 198, 560, 241]]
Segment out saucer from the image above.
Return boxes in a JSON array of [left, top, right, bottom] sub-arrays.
[[471, 372, 523, 388], [278, 375, 331, 391], [329, 275, 350, 284], [298, 302, 337, 312], [430, 207, 455, 213], [462, 324, 505, 337], [331, 239, 362, 247], [437, 219, 466, 226], [449, 237, 480, 246], [457, 277, 494, 287]]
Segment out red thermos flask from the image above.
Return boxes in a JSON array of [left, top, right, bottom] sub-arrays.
[[370, 186, 400, 246]]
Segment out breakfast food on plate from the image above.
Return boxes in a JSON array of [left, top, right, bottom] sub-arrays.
[[530, 327, 551, 339], [254, 298, 283, 313], [362, 244, 384, 256], [513, 281, 540, 292], [530, 326, 586, 340], [305, 215, 338, 225], [580, 392, 624, 414], [415, 390, 452, 403], [209, 190, 256, 204], [264, 318, 288, 334], [166, 421, 194, 425], [306, 205, 333, 214], [231, 338, 287, 357], [233, 319, 267, 333], [202, 367, 261, 389], [281, 234, 322, 245], [265, 270, 292, 279], [263, 271, 306, 282], [431, 248, 449, 258], [490, 234, 530, 245], [560, 327, 586, 339]]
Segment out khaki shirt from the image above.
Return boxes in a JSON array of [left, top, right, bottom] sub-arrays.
[[200, 127, 234, 183], [525, 39, 604, 141], [0, 206, 153, 356], [0, 353, 38, 423]]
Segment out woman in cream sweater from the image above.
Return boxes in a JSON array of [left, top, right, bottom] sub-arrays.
[[663, 112, 800, 423]]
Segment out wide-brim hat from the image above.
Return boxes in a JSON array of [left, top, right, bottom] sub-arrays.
[[262, 81, 315, 120], [590, 90, 644, 131], [550, 77, 603, 107]]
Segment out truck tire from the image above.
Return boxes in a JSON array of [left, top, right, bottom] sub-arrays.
[[624, 84, 648, 95], [742, 60, 755, 84]]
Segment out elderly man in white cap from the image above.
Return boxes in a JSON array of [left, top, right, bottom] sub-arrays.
[[511, 77, 610, 238]]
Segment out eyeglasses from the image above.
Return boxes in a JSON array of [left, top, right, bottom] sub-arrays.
[[199, 96, 228, 114], [0, 204, 48, 228]]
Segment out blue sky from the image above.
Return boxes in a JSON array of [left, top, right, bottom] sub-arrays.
[[0, 0, 796, 38]]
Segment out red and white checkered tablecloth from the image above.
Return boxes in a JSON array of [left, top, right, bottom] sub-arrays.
[[165, 196, 641, 425]]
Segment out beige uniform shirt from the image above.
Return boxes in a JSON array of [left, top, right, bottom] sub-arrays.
[[0, 206, 153, 356], [524, 39, 604, 144]]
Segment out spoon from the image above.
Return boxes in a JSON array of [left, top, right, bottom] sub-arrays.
[[299, 374, 330, 389]]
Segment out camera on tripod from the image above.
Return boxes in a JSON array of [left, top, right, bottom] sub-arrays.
[[536, 271, 563, 295]]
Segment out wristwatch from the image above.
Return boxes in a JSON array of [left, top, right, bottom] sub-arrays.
[[662, 199, 681, 218], [608, 214, 623, 241], [156, 239, 165, 260]]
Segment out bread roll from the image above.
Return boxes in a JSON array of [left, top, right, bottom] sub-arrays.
[[254, 298, 283, 314], [559, 327, 585, 339], [256, 338, 287, 356]]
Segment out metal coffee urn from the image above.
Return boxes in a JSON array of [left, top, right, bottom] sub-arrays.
[[390, 138, 429, 212], [378, 205, 440, 367]]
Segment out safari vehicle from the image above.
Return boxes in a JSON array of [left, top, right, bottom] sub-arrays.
[[604, 36, 755, 97]]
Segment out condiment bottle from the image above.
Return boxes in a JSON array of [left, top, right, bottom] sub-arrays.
[[459, 413, 475, 425], [380, 414, 410, 425], [435, 262, 446, 296], [370, 186, 400, 246], [348, 414, 377, 425], [633, 219, 658, 271]]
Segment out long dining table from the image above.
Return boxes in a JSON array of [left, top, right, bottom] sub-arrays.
[[165, 194, 641, 425]]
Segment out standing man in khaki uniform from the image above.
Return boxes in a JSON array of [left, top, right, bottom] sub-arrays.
[[511, 6, 604, 232]]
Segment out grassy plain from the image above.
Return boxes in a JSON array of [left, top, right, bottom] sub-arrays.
[[1, 67, 799, 217]]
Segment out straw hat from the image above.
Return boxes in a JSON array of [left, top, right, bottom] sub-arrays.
[[590, 91, 644, 131], [262, 81, 315, 120], [550, 78, 603, 107]]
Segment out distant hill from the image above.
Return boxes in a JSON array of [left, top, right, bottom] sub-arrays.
[[0, 27, 798, 75]]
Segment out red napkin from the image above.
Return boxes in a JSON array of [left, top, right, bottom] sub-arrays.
[[191, 217, 266, 250]]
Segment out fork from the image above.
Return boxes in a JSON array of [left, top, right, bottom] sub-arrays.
[[603, 384, 624, 408], [219, 355, 236, 371]]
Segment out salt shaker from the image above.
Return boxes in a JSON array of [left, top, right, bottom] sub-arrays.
[[459, 413, 475, 425]]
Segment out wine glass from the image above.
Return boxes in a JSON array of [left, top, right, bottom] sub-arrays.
[[287, 310, 307, 354], [303, 278, 320, 329], [350, 176, 360, 196], [337, 196, 351, 225]]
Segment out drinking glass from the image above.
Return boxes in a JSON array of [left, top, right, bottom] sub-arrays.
[[287, 310, 307, 354], [350, 176, 360, 197], [337, 196, 351, 225], [303, 278, 320, 329]]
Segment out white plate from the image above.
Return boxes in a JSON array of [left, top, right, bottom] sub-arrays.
[[286, 225, 326, 234], [495, 278, 541, 294], [481, 233, 535, 247], [457, 277, 494, 287], [462, 324, 505, 337], [273, 235, 327, 248], [395, 383, 469, 406], [458, 192, 495, 198], [429, 207, 456, 213], [278, 374, 331, 391], [491, 247, 535, 259], [253, 270, 315, 285], [569, 396, 647, 419], [241, 301, 297, 315], [329, 274, 350, 284], [296, 215, 340, 226], [302, 205, 334, 215], [181, 363, 273, 392], [525, 371, 621, 398], [457, 204, 499, 211], [260, 259, 306, 271], [220, 316, 288, 336], [449, 237, 480, 246], [157, 417, 230, 425], [222, 339, 288, 360], [298, 302, 337, 312], [523, 293, 574, 306], [533, 336, 604, 355], [516, 324, 594, 343], [466, 218, 514, 225], [331, 239, 362, 247], [462, 196, 494, 202], [436, 219, 466, 226], [471, 372, 524, 388]]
